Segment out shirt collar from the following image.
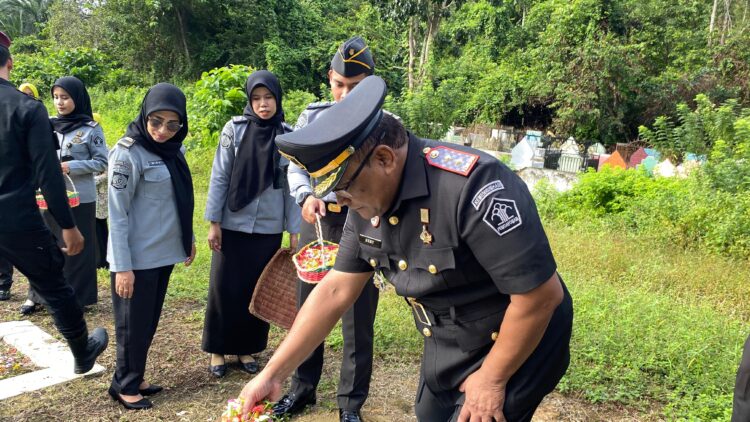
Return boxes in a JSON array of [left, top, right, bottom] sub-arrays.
[[0, 78, 14, 88], [386, 133, 430, 217]]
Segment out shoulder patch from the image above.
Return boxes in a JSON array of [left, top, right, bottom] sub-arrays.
[[306, 101, 334, 110], [86, 120, 99, 128], [232, 116, 248, 124], [116, 137, 135, 149], [424, 146, 479, 176], [472, 180, 505, 210], [482, 198, 523, 237]]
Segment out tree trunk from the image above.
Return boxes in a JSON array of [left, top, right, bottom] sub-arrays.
[[408, 17, 417, 91], [175, 6, 191, 66], [709, 0, 719, 45], [720, 0, 732, 45]]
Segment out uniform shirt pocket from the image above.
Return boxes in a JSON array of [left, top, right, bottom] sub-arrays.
[[143, 166, 172, 199], [454, 309, 505, 353], [69, 142, 89, 159]]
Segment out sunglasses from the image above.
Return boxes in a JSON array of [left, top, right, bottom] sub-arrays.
[[333, 146, 376, 195], [148, 117, 183, 133]]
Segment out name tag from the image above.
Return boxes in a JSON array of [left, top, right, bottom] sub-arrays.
[[358, 234, 382, 249], [148, 160, 165, 167]]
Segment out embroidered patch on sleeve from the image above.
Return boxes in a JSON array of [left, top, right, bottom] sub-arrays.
[[472, 180, 505, 210], [111, 172, 129, 190], [482, 198, 522, 236], [93, 135, 104, 146], [220, 133, 232, 148]]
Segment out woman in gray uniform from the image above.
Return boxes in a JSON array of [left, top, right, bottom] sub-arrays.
[[202, 70, 300, 377], [21, 76, 107, 314], [107, 83, 196, 410]]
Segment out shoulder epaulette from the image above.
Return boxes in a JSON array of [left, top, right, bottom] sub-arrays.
[[86, 120, 99, 128], [232, 116, 248, 124], [282, 122, 293, 133], [116, 137, 135, 149], [424, 146, 480, 177], [306, 101, 334, 110]]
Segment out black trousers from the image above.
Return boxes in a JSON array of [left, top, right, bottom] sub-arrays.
[[290, 207, 379, 411], [111, 265, 172, 395], [0, 229, 86, 339], [414, 377, 541, 422], [33, 202, 98, 307], [95, 218, 109, 269], [733, 333, 750, 421], [0, 255, 13, 290]]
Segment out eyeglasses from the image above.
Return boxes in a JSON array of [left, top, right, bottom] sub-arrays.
[[147, 117, 183, 133], [333, 146, 376, 195]]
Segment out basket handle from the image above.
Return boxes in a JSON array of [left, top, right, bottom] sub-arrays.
[[63, 172, 78, 193], [315, 214, 326, 263]]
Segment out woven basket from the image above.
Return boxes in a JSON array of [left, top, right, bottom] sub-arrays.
[[36, 173, 79, 209], [249, 248, 298, 330], [293, 240, 339, 284]]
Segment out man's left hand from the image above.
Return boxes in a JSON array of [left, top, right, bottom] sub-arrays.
[[457, 368, 507, 422]]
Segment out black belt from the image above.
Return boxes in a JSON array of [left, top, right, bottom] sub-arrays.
[[407, 294, 506, 326]]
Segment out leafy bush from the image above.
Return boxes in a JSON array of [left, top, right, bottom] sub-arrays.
[[11, 48, 122, 93]]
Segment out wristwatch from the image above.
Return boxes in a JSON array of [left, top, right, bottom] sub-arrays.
[[296, 191, 313, 207]]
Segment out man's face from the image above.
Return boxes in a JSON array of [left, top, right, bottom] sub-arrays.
[[333, 145, 399, 220], [328, 70, 368, 102]]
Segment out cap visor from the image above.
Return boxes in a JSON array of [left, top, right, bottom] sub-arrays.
[[312, 160, 350, 197]]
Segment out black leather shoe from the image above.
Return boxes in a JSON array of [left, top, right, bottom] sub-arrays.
[[108, 387, 153, 410], [340, 409, 363, 422], [272, 392, 316, 416], [139, 384, 163, 396], [0, 289, 10, 301], [239, 360, 259, 374], [209, 364, 226, 378], [19, 302, 41, 315], [67, 327, 108, 374]]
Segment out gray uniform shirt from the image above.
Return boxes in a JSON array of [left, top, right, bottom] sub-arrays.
[[54, 121, 108, 203], [205, 118, 301, 234], [107, 138, 188, 272]]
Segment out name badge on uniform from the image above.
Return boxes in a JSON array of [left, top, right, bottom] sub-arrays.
[[148, 160, 165, 167], [358, 234, 382, 249]]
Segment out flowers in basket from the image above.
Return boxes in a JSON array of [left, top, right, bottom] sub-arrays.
[[220, 398, 284, 422], [36, 190, 80, 209], [293, 240, 339, 283]]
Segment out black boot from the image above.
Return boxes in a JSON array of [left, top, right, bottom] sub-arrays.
[[67, 327, 109, 374]]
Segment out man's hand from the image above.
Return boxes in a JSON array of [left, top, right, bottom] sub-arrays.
[[301, 195, 326, 224], [185, 242, 196, 266], [115, 270, 135, 299], [60, 163, 70, 174], [61, 227, 84, 255], [458, 368, 507, 422], [208, 222, 222, 251], [289, 233, 299, 251], [239, 371, 283, 418]]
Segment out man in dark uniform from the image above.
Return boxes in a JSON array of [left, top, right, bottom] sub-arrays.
[[733, 334, 750, 421], [0, 257, 13, 300], [0, 31, 108, 374], [278, 36, 380, 422], [239, 76, 573, 421]]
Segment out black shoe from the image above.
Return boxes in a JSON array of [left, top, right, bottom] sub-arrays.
[[19, 302, 41, 315], [272, 392, 316, 416], [340, 409, 363, 422], [0, 289, 10, 301], [67, 327, 108, 374], [209, 364, 226, 378], [239, 359, 259, 374], [139, 384, 163, 396], [108, 387, 153, 410]]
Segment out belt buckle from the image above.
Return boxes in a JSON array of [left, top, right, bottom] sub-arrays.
[[327, 203, 342, 213], [408, 297, 432, 326]]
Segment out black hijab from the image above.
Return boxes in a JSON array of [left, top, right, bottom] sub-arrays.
[[51, 76, 94, 134], [227, 70, 286, 211], [124, 83, 194, 256]]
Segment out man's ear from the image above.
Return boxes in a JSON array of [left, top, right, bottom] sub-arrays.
[[373, 145, 398, 174], [7, 57, 12, 72]]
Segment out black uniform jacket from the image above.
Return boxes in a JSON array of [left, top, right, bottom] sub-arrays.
[[0, 78, 74, 232], [334, 134, 573, 408]]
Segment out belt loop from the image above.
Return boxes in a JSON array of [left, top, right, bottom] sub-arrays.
[[449, 306, 457, 323]]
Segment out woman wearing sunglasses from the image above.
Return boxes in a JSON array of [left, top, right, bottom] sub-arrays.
[[106, 83, 196, 410], [202, 70, 300, 378], [21, 76, 108, 315]]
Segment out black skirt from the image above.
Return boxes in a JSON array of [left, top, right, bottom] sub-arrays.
[[32, 202, 97, 307], [202, 229, 282, 355]]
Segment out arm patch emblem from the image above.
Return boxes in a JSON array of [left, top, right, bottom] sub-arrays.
[[482, 198, 522, 236]]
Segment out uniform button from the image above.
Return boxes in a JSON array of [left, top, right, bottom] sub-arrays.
[[491, 331, 498, 341], [398, 260, 408, 271], [422, 147, 431, 154], [430, 150, 440, 159], [369, 258, 378, 268], [388, 216, 399, 225], [422, 327, 432, 337], [428, 264, 437, 274]]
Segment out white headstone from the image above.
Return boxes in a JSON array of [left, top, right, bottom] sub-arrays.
[[561, 137, 579, 154], [511, 138, 535, 169], [654, 158, 676, 177], [588, 142, 606, 155]]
